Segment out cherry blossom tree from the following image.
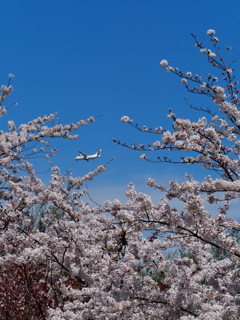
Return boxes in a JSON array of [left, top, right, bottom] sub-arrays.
[[0, 79, 110, 319], [1, 28, 240, 320], [109, 29, 240, 319]]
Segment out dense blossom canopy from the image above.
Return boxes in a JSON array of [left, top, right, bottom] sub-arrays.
[[1, 29, 240, 319]]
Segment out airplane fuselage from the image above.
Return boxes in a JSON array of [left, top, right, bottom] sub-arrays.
[[75, 150, 102, 161]]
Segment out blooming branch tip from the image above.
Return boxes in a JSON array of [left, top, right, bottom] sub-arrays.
[[160, 60, 168, 68], [140, 154, 146, 160], [121, 116, 130, 123], [207, 29, 216, 35]]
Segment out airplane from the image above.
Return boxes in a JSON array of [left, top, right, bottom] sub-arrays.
[[75, 149, 102, 161]]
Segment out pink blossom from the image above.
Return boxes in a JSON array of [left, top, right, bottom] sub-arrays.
[[160, 59, 168, 68], [121, 116, 130, 123], [207, 50, 216, 58], [207, 29, 216, 35], [181, 78, 188, 84]]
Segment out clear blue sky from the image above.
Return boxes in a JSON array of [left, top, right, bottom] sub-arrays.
[[1, 1, 240, 209]]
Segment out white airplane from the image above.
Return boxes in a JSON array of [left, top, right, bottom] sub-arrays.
[[75, 149, 102, 161]]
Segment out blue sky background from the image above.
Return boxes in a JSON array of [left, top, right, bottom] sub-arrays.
[[1, 1, 240, 214]]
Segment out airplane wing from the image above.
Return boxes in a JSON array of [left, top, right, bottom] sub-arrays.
[[78, 151, 87, 157]]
